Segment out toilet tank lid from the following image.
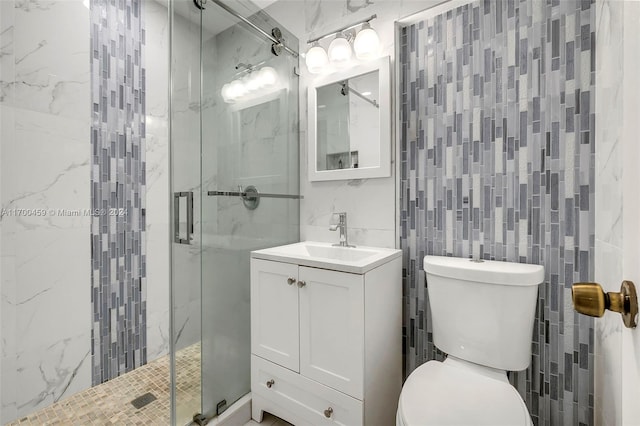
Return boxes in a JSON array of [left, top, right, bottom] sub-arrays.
[[424, 256, 544, 286]]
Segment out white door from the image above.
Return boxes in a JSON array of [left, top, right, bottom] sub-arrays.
[[251, 259, 300, 372], [298, 266, 364, 399]]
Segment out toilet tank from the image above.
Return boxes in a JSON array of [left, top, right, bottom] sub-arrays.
[[424, 256, 544, 371]]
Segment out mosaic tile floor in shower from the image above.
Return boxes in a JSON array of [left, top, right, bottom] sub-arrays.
[[6, 343, 201, 426]]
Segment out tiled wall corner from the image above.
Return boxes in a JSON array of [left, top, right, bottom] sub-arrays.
[[90, 0, 147, 385], [399, 1, 596, 425]]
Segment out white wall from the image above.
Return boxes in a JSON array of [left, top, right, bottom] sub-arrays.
[[0, 0, 92, 422], [592, 1, 640, 425], [145, 0, 171, 364], [594, 0, 624, 424], [620, 1, 640, 424], [266, 0, 441, 249]]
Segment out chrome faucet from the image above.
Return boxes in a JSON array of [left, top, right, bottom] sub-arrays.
[[329, 212, 354, 247]]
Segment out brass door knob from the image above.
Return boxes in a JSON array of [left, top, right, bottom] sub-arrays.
[[572, 280, 638, 328]]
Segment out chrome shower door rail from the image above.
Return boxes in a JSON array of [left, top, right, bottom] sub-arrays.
[[207, 190, 303, 199], [208, 187, 302, 211]]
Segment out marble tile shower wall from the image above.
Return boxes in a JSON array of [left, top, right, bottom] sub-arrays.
[[90, 0, 147, 385], [399, 1, 595, 425], [0, 0, 92, 422]]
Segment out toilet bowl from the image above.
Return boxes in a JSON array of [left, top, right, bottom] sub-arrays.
[[397, 256, 543, 426], [397, 358, 532, 426]]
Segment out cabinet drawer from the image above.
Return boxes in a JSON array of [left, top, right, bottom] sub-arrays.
[[252, 355, 363, 426]]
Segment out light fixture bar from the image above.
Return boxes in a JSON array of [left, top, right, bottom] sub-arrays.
[[307, 14, 377, 44], [235, 59, 268, 75]]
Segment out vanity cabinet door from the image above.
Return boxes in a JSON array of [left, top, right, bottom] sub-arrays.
[[298, 266, 364, 399], [251, 259, 300, 372]]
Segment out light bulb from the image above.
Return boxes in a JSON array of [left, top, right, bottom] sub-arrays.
[[221, 83, 234, 103], [245, 73, 261, 92], [228, 80, 246, 100], [305, 43, 328, 74], [328, 35, 352, 67], [259, 67, 278, 88], [354, 23, 380, 60]]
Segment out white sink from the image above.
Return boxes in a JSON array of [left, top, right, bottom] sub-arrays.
[[251, 241, 402, 274]]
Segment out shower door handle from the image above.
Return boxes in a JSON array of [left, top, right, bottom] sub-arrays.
[[174, 191, 194, 244]]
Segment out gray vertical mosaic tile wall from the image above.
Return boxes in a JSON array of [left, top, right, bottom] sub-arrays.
[[90, 0, 147, 385], [399, 0, 595, 424]]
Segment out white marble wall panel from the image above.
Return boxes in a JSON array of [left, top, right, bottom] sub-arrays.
[[200, 10, 300, 244], [170, 3, 204, 352], [266, 0, 441, 249], [9, 0, 90, 118], [0, 0, 15, 103], [145, 0, 170, 362], [0, 210, 18, 422], [619, 1, 640, 424], [0, 0, 91, 422], [594, 1, 624, 425], [0, 112, 92, 418], [0, 9, 16, 407]]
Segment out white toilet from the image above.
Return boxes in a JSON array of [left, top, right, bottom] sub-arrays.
[[397, 255, 544, 426]]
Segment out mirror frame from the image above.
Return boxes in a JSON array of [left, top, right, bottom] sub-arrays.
[[308, 56, 391, 181]]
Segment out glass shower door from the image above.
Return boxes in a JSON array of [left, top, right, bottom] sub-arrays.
[[170, 0, 299, 423], [170, 0, 203, 424], [199, 1, 300, 419]]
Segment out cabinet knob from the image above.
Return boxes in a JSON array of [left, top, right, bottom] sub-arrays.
[[297, 280, 306, 288], [287, 277, 296, 285], [266, 379, 275, 388], [324, 407, 333, 418]]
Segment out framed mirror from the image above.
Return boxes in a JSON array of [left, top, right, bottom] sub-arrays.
[[308, 56, 390, 181]]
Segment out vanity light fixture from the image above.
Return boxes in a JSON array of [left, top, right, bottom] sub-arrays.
[[221, 66, 279, 103], [304, 15, 379, 74]]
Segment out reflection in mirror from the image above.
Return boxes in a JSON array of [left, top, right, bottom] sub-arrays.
[[308, 56, 389, 181], [315, 70, 380, 171]]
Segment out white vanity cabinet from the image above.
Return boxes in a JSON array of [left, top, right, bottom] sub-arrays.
[[250, 242, 402, 426]]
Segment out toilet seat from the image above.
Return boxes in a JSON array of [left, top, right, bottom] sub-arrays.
[[397, 360, 532, 426]]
